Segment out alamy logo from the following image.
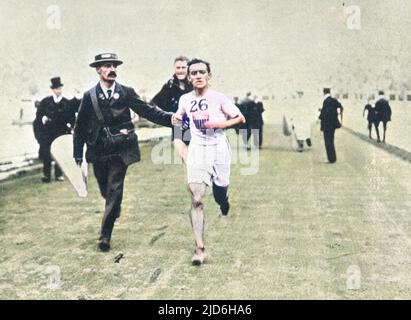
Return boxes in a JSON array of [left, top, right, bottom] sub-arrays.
[[345, 5, 361, 30], [46, 5, 61, 30], [346, 265, 361, 290], [46, 265, 61, 290]]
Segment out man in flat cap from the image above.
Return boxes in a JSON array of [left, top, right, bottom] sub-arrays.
[[34, 77, 79, 182], [73, 53, 173, 252], [151, 55, 192, 164], [319, 88, 343, 163]]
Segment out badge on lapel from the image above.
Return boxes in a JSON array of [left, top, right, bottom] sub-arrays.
[[113, 92, 120, 100], [98, 93, 105, 100]]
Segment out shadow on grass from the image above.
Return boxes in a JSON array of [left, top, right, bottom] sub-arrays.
[[344, 127, 411, 163]]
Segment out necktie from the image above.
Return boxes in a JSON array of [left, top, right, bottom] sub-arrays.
[[107, 89, 112, 100]]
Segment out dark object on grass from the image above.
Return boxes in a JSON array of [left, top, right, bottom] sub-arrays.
[[149, 268, 162, 283], [114, 253, 124, 263]]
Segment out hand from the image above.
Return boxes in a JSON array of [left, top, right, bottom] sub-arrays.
[[75, 158, 83, 166], [42, 116, 50, 125], [172, 114, 182, 126], [119, 129, 128, 135]]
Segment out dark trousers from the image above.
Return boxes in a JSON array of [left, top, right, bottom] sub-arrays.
[[240, 126, 263, 147], [323, 128, 336, 163], [241, 128, 252, 146], [253, 126, 263, 148], [93, 156, 128, 240], [374, 120, 388, 142], [241, 126, 263, 148], [367, 121, 373, 137], [40, 142, 62, 179]]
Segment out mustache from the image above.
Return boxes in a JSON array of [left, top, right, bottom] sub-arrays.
[[108, 71, 117, 77]]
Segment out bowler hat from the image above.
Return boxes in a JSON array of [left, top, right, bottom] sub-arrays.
[[378, 90, 385, 95], [89, 53, 123, 68], [50, 77, 63, 89], [323, 88, 331, 94]]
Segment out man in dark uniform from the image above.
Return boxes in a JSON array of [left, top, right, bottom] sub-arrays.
[[151, 56, 192, 163], [73, 53, 173, 252], [247, 95, 265, 148], [240, 92, 254, 149], [363, 99, 376, 139], [374, 90, 392, 143], [319, 88, 343, 163], [34, 77, 79, 182]]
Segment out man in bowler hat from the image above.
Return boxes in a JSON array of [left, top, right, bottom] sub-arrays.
[[374, 90, 392, 143], [34, 77, 79, 182], [73, 53, 173, 252], [319, 88, 343, 163]]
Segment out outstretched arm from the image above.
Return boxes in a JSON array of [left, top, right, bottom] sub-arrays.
[[172, 101, 187, 125], [129, 88, 173, 127]]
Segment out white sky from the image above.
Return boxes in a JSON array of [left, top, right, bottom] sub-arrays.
[[1, 0, 410, 103]]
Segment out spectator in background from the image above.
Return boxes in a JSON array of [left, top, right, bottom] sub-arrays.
[[248, 95, 265, 149], [374, 90, 392, 143], [319, 88, 343, 163], [34, 77, 79, 182], [151, 56, 192, 163], [363, 98, 376, 139], [240, 92, 253, 149]]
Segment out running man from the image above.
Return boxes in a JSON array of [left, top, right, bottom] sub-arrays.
[[172, 58, 246, 266]]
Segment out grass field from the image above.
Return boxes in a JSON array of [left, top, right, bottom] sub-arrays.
[[1, 104, 411, 300]]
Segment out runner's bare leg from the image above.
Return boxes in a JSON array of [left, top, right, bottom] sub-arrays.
[[188, 182, 207, 248], [174, 139, 188, 164]]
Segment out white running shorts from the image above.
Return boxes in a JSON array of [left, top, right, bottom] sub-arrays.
[[187, 137, 231, 187]]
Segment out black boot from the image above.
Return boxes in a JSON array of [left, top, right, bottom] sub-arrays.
[[98, 237, 111, 252], [41, 176, 51, 183], [297, 140, 304, 152], [98, 229, 113, 252], [212, 183, 230, 216]]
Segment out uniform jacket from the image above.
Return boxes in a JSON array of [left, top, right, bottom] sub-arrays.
[[319, 96, 343, 131], [238, 98, 253, 129], [248, 101, 265, 127], [151, 75, 192, 113], [73, 82, 172, 165], [34, 96, 79, 144], [363, 104, 375, 122], [374, 98, 392, 122]]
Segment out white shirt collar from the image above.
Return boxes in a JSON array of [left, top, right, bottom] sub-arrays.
[[323, 93, 331, 100], [52, 93, 63, 103], [100, 82, 116, 99]]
